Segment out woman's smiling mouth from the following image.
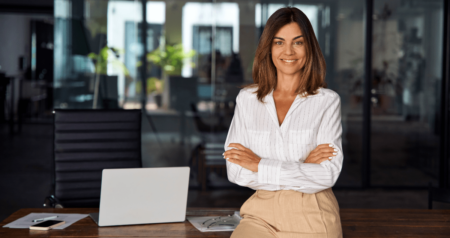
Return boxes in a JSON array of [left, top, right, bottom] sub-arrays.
[[281, 59, 298, 63]]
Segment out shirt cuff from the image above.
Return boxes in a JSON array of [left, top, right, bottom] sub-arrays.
[[258, 159, 282, 185]]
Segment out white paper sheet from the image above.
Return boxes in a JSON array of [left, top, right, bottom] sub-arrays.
[[187, 211, 241, 232], [3, 213, 88, 229]]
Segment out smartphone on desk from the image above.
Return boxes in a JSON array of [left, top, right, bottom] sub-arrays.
[[29, 220, 65, 230]]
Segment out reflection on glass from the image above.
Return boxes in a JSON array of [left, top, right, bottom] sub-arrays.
[[54, 0, 145, 109], [53, 0, 366, 188], [371, 0, 443, 186], [182, 2, 239, 83], [107, 1, 165, 110]]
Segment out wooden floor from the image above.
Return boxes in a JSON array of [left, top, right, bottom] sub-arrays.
[[1, 208, 450, 237]]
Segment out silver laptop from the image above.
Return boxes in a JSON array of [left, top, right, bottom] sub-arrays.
[[90, 167, 190, 227]]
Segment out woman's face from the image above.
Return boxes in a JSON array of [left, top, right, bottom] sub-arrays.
[[271, 22, 306, 76]]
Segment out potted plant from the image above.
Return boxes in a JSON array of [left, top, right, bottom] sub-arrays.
[[135, 77, 164, 107], [146, 42, 196, 108], [88, 46, 129, 109]]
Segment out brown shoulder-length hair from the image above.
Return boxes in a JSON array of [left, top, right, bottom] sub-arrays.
[[248, 7, 326, 102]]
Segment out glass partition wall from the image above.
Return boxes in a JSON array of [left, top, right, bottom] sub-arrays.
[[53, 0, 446, 189], [370, 0, 444, 187], [54, 0, 145, 110]]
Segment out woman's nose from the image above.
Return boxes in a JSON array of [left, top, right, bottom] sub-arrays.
[[285, 45, 294, 55]]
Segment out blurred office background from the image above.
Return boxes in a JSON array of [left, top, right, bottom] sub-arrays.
[[1, 0, 450, 220]]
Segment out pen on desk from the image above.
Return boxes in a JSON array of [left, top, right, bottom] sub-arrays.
[[32, 216, 58, 222]]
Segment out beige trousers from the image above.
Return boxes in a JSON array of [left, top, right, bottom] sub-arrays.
[[231, 189, 342, 238]]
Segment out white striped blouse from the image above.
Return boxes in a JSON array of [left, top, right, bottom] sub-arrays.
[[224, 86, 343, 194]]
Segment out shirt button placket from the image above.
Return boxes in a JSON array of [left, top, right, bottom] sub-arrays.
[[275, 130, 284, 190], [276, 130, 286, 161]]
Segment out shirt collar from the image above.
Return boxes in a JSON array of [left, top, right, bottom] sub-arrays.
[[263, 88, 325, 129], [265, 87, 325, 100]]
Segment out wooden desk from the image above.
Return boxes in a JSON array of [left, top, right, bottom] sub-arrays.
[[1, 208, 450, 237]]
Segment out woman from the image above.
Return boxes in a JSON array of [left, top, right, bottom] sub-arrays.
[[223, 7, 343, 238]]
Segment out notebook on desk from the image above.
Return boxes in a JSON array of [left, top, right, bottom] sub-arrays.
[[90, 167, 190, 227]]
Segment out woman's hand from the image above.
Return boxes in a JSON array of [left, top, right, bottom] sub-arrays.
[[304, 144, 338, 164], [223, 143, 261, 172]]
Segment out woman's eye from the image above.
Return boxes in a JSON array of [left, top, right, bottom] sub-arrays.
[[275, 41, 283, 45], [294, 41, 303, 45]]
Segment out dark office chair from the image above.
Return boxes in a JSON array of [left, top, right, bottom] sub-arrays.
[[428, 182, 450, 209], [189, 103, 230, 190], [44, 109, 142, 208]]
